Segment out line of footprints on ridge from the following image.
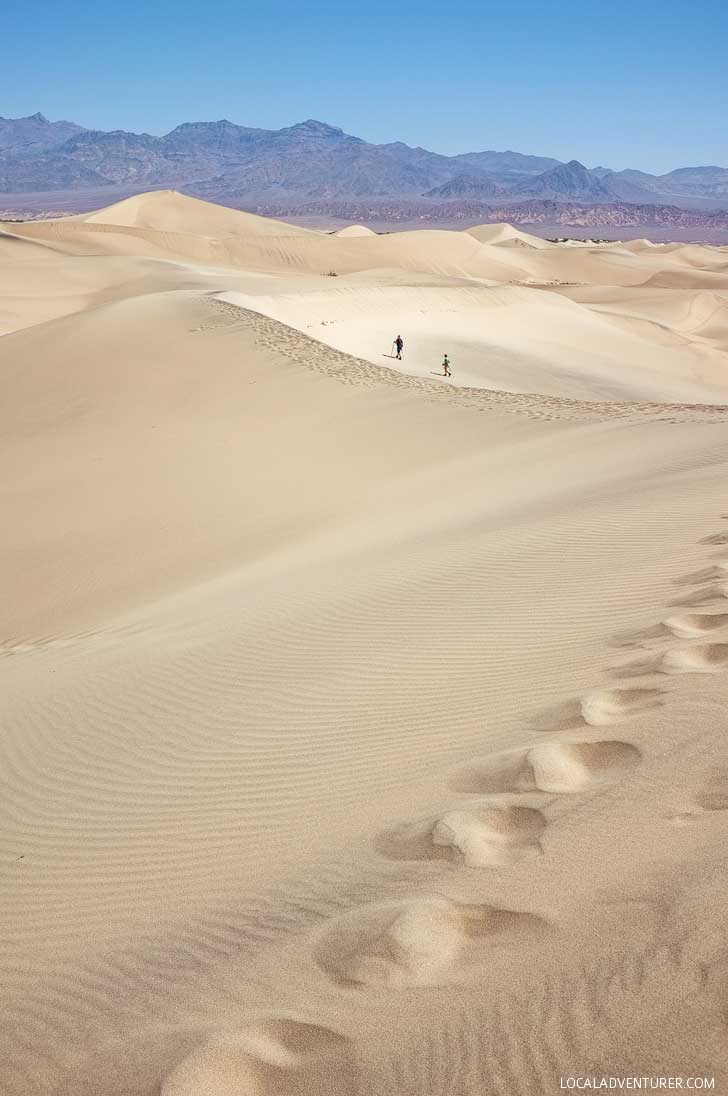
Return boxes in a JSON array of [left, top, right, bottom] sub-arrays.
[[161, 523, 728, 1096]]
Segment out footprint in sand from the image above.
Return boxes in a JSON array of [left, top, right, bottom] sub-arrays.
[[452, 740, 641, 796], [161, 1017, 357, 1096], [663, 612, 728, 638], [580, 687, 664, 726], [376, 804, 547, 868], [672, 563, 728, 587], [668, 582, 728, 608], [314, 896, 547, 988], [661, 643, 728, 674], [695, 788, 728, 812], [527, 740, 641, 792], [671, 775, 728, 824], [701, 532, 728, 545]]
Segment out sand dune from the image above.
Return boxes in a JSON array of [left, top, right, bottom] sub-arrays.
[[0, 227, 230, 335], [552, 285, 728, 351], [3, 192, 728, 1094], [217, 280, 728, 402], [15, 190, 728, 290], [14, 191, 728, 403], [465, 221, 555, 249], [271, 230, 728, 399], [333, 223, 377, 238], [79, 189, 322, 237]]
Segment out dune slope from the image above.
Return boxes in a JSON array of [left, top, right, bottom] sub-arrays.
[[2, 195, 728, 1094], [12, 191, 728, 404]]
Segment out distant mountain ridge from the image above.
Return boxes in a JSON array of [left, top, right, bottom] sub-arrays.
[[0, 112, 86, 153], [1, 113, 728, 226]]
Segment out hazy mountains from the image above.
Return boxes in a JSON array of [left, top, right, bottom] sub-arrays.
[[0, 114, 559, 199], [2, 112, 728, 227], [424, 160, 654, 203], [0, 112, 85, 153]]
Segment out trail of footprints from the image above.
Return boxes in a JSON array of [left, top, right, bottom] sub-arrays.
[[162, 521, 728, 1094]]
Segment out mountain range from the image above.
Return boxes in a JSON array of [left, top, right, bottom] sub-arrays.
[[2, 112, 728, 227]]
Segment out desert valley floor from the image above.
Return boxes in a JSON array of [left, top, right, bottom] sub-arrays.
[[2, 194, 728, 1094]]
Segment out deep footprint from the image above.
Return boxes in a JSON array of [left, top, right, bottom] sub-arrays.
[[315, 896, 546, 988], [581, 687, 664, 726], [700, 532, 728, 545], [526, 740, 641, 792], [453, 740, 641, 795], [669, 582, 728, 608], [674, 781, 728, 822], [663, 612, 728, 638], [661, 643, 728, 674], [377, 805, 546, 868], [696, 789, 728, 811], [161, 1017, 357, 1096], [673, 563, 728, 586], [433, 806, 546, 866]]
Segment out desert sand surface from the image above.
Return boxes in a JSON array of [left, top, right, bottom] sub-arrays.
[[2, 191, 728, 1095]]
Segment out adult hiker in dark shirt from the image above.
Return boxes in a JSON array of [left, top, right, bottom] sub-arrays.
[[394, 335, 404, 360]]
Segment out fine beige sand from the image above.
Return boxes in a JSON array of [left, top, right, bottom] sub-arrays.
[[3, 191, 728, 1094]]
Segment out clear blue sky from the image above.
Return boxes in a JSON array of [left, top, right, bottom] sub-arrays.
[[2, 0, 726, 173]]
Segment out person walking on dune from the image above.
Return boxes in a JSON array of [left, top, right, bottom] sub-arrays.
[[394, 335, 404, 360], [441, 353, 452, 378]]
